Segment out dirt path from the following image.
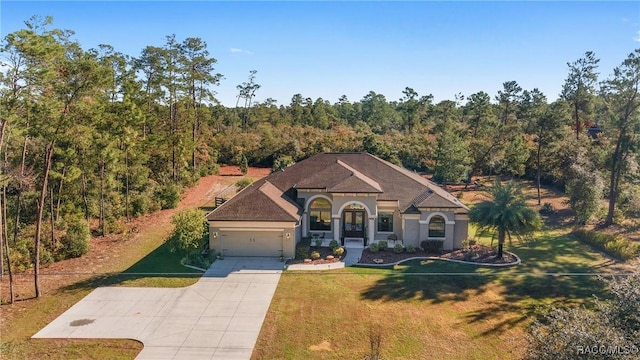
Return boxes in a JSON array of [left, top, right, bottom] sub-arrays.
[[0, 167, 270, 326]]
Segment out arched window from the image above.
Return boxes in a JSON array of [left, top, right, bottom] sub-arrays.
[[309, 198, 331, 231], [428, 216, 446, 238]]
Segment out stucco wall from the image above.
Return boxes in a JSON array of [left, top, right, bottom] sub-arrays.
[[403, 218, 420, 248]]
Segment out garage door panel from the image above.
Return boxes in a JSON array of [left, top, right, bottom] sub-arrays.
[[221, 231, 282, 257]]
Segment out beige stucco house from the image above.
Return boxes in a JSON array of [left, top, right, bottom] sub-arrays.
[[206, 152, 469, 258]]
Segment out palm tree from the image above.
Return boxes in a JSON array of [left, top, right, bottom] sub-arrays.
[[469, 180, 542, 259]]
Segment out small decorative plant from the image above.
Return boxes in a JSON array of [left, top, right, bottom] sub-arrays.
[[368, 242, 379, 253], [377, 240, 388, 251], [315, 239, 323, 248], [406, 245, 417, 254], [393, 243, 404, 254], [329, 239, 339, 249], [311, 251, 321, 260], [333, 246, 345, 256], [217, 252, 224, 260]]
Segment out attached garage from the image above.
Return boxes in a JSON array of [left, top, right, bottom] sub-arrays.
[[208, 221, 298, 258], [220, 230, 283, 257]]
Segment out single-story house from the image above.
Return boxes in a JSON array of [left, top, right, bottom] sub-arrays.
[[206, 152, 469, 258]]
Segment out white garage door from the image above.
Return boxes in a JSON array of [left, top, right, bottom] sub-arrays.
[[221, 231, 283, 257]]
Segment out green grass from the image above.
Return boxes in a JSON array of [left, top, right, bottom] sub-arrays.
[[0, 220, 203, 359], [253, 231, 617, 360]]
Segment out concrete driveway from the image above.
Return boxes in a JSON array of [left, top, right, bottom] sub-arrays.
[[33, 257, 283, 360]]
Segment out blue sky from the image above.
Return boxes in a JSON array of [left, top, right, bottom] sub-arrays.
[[2, 1, 639, 107]]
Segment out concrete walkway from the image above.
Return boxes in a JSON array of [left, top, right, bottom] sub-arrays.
[[33, 257, 283, 360]]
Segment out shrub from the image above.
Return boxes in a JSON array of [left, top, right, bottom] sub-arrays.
[[235, 178, 254, 191], [539, 202, 556, 215], [9, 237, 33, 272], [40, 246, 55, 266], [131, 195, 151, 217], [368, 242, 379, 253], [314, 239, 323, 247], [421, 240, 444, 254], [296, 237, 311, 260], [310, 251, 321, 260], [58, 216, 90, 259], [156, 183, 181, 209], [572, 229, 640, 261], [184, 250, 212, 269], [106, 216, 124, 234], [393, 243, 404, 254], [168, 209, 208, 255], [240, 154, 249, 175], [329, 239, 339, 249], [333, 246, 345, 256], [406, 245, 417, 254], [377, 240, 388, 250]]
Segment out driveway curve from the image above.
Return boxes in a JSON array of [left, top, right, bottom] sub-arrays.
[[33, 257, 283, 360]]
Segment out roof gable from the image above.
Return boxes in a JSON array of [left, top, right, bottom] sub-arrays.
[[207, 152, 468, 222]]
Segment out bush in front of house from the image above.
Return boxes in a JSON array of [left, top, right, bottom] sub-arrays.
[[368, 242, 380, 253], [329, 239, 339, 249], [296, 237, 311, 260], [421, 240, 444, 254], [333, 246, 345, 256], [393, 243, 404, 254], [311, 251, 321, 260], [377, 240, 388, 250], [406, 245, 417, 254], [184, 250, 213, 269]]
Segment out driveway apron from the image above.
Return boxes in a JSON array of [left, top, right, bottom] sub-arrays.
[[33, 257, 283, 360]]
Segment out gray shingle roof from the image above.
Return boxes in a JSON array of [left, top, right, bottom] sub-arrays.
[[206, 152, 468, 222]]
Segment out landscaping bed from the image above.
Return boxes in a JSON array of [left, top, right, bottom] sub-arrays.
[[287, 246, 345, 265], [358, 244, 517, 265]]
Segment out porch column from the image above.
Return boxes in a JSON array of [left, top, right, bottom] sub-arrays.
[[332, 215, 340, 242], [302, 211, 308, 237], [368, 216, 376, 245]]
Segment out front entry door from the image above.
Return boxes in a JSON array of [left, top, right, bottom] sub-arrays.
[[343, 210, 365, 238]]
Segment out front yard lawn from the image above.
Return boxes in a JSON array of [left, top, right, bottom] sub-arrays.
[[253, 231, 617, 360]]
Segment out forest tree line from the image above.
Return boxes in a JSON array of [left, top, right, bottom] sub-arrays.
[[0, 16, 638, 299]]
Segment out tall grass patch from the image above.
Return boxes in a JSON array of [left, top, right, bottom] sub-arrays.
[[572, 229, 640, 261]]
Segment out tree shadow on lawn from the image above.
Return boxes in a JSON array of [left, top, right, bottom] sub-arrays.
[[360, 232, 610, 336], [58, 241, 202, 295]]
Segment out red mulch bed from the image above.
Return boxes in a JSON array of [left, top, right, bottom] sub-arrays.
[[358, 244, 517, 265], [287, 246, 343, 265]]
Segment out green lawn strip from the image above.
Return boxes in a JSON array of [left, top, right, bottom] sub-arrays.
[[255, 230, 616, 359]]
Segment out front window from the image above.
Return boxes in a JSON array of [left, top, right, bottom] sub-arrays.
[[309, 198, 331, 231], [428, 216, 446, 238], [377, 212, 394, 232]]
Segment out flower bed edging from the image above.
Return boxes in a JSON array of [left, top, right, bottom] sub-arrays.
[[352, 251, 521, 268]]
